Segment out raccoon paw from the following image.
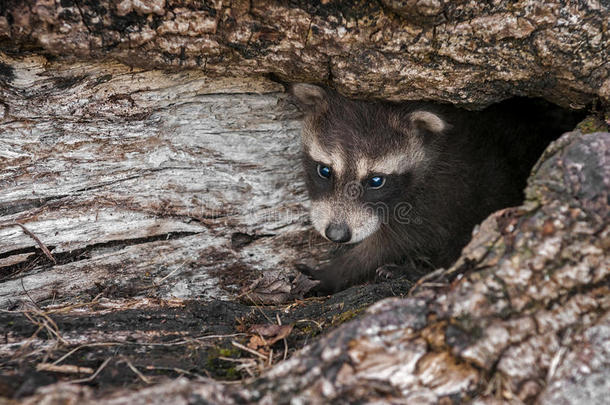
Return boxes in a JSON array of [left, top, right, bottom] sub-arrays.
[[294, 263, 341, 295], [290, 271, 321, 298], [374, 264, 402, 282], [294, 263, 316, 278], [293, 264, 328, 295]]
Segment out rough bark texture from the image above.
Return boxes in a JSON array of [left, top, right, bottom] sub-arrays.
[[0, 0, 608, 108]]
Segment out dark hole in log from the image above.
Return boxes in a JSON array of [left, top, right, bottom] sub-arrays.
[[482, 97, 586, 198]]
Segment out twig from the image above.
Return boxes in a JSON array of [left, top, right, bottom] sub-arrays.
[[282, 336, 289, 361], [192, 333, 248, 341], [155, 265, 183, 285], [231, 341, 268, 360], [41, 298, 103, 315], [295, 319, 323, 330], [139, 262, 186, 291], [236, 361, 257, 378], [23, 310, 68, 345], [218, 356, 259, 378], [124, 359, 151, 384], [37, 363, 94, 375], [276, 313, 289, 361], [407, 267, 447, 295], [244, 292, 274, 324], [13, 222, 56, 264], [123, 333, 247, 347], [53, 343, 121, 365], [23, 311, 68, 344], [69, 357, 112, 384], [20, 277, 40, 310], [144, 365, 210, 379], [547, 346, 567, 382], [217, 356, 245, 363], [37, 311, 68, 345]]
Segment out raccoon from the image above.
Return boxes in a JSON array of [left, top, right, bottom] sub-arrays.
[[289, 84, 582, 293]]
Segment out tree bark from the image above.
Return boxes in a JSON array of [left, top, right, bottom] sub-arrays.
[[1, 0, 608, 108], [1, 1, 609, 404]]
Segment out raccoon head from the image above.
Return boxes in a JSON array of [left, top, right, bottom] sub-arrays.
[[289, 83, 447, 244]]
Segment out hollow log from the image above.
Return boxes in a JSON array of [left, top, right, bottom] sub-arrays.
[[0, 1, 609, 404], [0, 53, 325, 308]]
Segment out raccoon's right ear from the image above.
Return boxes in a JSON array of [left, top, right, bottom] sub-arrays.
[[408, 111, 447, 133], [288, 83, 328, 114]]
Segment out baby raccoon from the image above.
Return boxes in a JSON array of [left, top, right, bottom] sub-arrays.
[[289, 84, 582, 293]]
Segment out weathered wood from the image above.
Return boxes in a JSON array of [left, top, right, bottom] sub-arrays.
[[0, 53, 332, 308], [1, 0, 607, 108]]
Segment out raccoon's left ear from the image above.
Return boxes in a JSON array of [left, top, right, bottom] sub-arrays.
[[288, 83, 328, 114], [408, 111, 446, 133]]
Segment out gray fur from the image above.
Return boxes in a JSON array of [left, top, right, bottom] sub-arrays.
[[289, 84, 584, 293]]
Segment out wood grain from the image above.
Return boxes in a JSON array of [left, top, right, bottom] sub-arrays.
[[0, 54, 329, 307]]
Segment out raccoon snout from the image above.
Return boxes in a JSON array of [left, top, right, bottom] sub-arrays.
[[325, 222, 351, 243]]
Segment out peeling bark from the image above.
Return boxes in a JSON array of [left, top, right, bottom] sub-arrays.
[[0, 0, 608, 108]]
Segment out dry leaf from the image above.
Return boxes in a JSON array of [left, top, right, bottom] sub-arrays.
[[247, 334, 268, 350], [242, 272, 293, 304], [249, 324, 293, 346], [290, 271, 321, 298]]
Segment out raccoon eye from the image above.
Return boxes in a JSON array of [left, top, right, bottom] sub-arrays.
[[368, 175, 385, 189], [317, 164, 332, 179]]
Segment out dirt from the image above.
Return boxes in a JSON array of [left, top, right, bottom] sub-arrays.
[[0, 278, 414, 399]]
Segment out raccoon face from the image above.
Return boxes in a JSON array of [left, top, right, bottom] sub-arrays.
[[290, 84, 446, 244], [302, 150, 421, 244]]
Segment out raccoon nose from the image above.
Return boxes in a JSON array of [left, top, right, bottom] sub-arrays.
[[325, 222, 351, 243]]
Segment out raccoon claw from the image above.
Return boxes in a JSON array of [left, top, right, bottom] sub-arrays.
[[294, 263, 315, 278], [293, 264, 325, 296], [375, 264, 402, 282], [294, 263, 338, 295], [290, 272, 321, 298]]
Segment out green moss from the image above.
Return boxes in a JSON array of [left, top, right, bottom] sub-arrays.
[[224, 367, 239, 379], [205, 346, 243, 380], [331, 307, 365, 326], [217, 347, 240, 357], [298, 323, 323, 339], [577, 116, 609, 134]]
